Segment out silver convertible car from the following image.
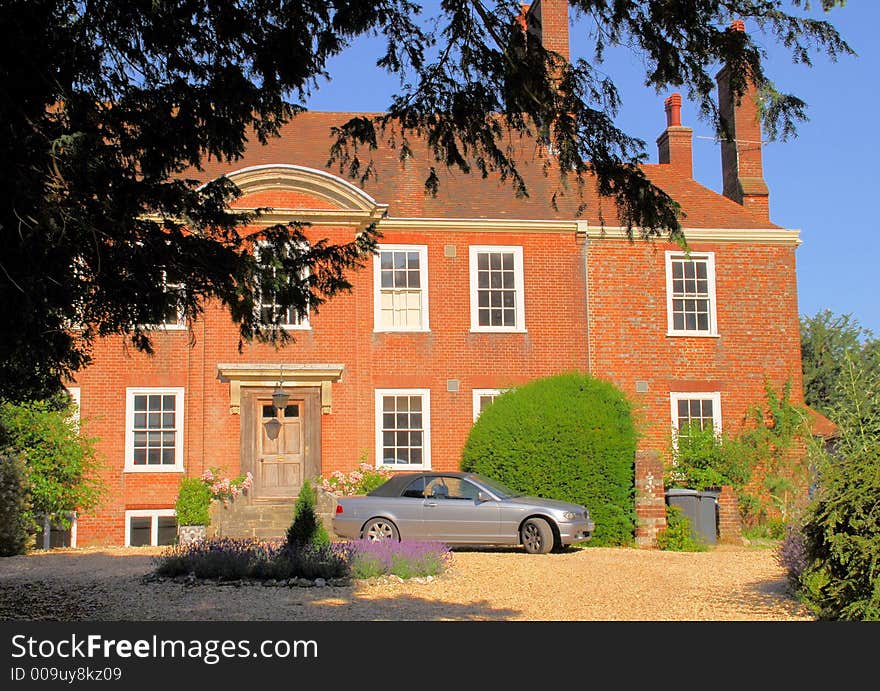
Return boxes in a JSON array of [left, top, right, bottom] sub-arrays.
[[332, 471, 595, 554]]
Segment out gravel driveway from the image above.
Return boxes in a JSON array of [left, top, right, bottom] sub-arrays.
[[0, 543, 813, 621]]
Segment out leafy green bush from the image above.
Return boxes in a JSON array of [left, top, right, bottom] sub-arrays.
[[174, 477, 212, 526], [666, 423, 752, 491], [461, 372, 637, 546], [656, 505, 707, 552], [0, 453, 30, 556], [794, 351, 880, 620], [0, 396, 104, 539], [286, 479, 329, 548]]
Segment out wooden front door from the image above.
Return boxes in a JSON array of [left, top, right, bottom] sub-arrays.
[[241, 388, 321, 500], [257, 399, 304, 498]]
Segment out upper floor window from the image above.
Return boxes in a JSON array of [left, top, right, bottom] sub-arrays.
[[125, 388, 185, 472], [469, 246, 526, 332], [373, 245, 429, 332], [148, 271, 186, 330], [255, 241, 310, 329], [665, 251, 717, 336]]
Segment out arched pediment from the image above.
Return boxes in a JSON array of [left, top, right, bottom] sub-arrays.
[[212, 164, 388, 227]]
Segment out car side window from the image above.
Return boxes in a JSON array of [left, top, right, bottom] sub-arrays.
[[402, 477, 426, 499], [433, 477, 478, 500], [424, 478, 448, 499]]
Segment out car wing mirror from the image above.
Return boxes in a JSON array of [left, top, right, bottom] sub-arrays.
[[477, 491, 492, 503]]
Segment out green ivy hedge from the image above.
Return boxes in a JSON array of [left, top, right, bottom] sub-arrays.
[[461, 373, 637, 546]]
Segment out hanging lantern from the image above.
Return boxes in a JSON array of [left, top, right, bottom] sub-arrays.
[[271, 387, 289, 411], [264, 417, 282, 440]]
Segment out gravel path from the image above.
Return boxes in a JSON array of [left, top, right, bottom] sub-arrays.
[[0, 544, 813, 621]]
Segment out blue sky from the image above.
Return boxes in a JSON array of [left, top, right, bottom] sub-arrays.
[[305, 2, 879, 335]]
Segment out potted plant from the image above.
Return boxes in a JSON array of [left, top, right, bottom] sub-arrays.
[[175, 476, 212, 545]]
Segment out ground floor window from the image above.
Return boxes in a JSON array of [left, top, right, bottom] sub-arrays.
[[125, 509, 177, 547], [472, 388, 506, 421], [375, 388, 431, 470], [670, 391, 722, 436]]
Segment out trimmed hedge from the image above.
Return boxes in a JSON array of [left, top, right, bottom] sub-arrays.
[[461, 373, 637, 546]]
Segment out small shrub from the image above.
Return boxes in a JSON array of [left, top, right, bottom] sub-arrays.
[[286, 480, 329, 548], [0, 453, 30, 556], [666, 423, 752, 491], [0, 396, 104, 531], [656, 505, 707, 552], [174, 477, 212, 526], [339, 539, 451, 579]]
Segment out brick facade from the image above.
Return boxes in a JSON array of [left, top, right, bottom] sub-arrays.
[[65, 4, 806, 546]]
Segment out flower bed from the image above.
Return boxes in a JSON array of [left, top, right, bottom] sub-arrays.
[[152, 536, 452, 584]]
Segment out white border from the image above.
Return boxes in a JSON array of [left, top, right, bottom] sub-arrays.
[[468, 246, 526, 333], [665, 251, 719, 337], [124, 509, 177, 547], [375, 388, 431, 470], [472, 388, 506, 422], [373, 244, 430, 332], [670, 391, 723, 435], [124, 388, 185, 473]]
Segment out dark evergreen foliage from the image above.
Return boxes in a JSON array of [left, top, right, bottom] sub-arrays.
[[286, 479, 330, 548]]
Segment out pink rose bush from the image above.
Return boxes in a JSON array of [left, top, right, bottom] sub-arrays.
[[318, 463, 393, 497], [200, 467, 254, 503]]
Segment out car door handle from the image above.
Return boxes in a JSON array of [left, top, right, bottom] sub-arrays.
[[425, 501, 437, 507]]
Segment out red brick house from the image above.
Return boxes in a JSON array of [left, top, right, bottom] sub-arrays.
[[63, 1, 804, 547]]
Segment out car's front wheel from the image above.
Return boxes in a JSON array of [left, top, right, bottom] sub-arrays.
[[521, 517, 554, 554], [362, 517, 400, 542]]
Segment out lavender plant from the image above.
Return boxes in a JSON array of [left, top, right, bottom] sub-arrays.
[[776, 524, 807, 592], [338, 539, 452, 579]]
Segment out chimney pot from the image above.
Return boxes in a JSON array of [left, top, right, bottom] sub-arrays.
[[717, 21, 770, 220], [657, 93, 693, 177], [730, 19, 746, 32], [665, 93, 682, 127]]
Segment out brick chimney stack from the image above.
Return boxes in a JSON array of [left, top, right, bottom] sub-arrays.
[[656, 93, 693, 177], [716, 20, 770, 220], [527, 0, 570, 61]]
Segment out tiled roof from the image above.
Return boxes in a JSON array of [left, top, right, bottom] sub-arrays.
[[806, 407, 840, 439], [191, 111, 780, 229]]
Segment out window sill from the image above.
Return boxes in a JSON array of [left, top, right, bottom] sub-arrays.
[[666, 332, 720, 339], [144, 324, 188, 332], [281, 324, 312, 331], [373, 329, 431, 334], [469, 328, 528, 334], [124, 466, 185, 474], [378, 464, 431, 471]]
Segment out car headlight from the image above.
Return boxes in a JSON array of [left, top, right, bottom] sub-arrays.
[[562, 511, 578, 521]]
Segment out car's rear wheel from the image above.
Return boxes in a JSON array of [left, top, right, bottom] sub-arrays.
[[521, 518, 554, 554], [362, 517, 400, 542]]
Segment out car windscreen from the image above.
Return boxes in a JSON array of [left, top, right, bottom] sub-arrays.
[[472, 474, 521, 499]]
